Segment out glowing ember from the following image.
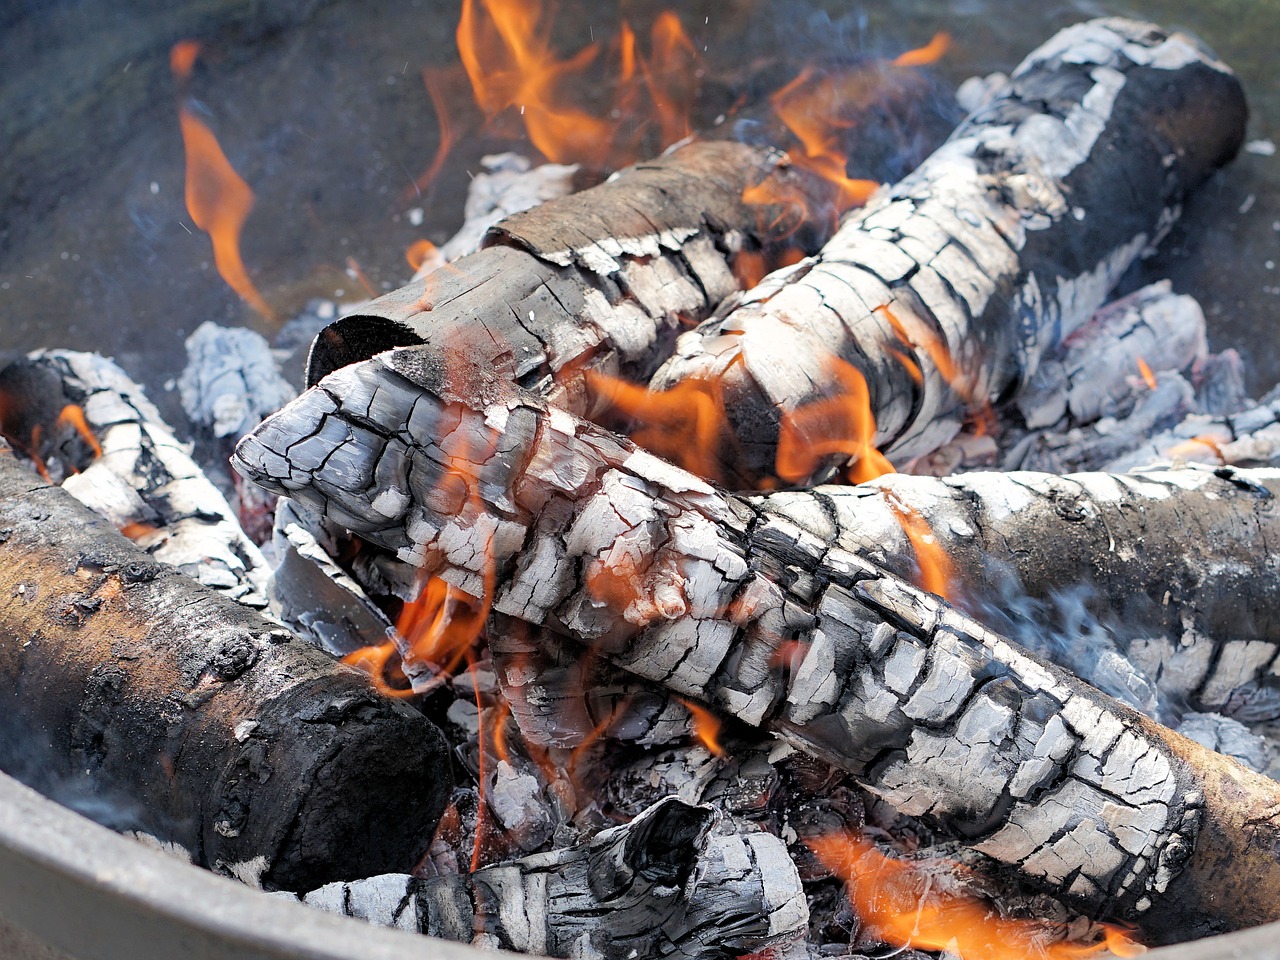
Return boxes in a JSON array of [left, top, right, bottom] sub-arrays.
[[808, 833, 1145, 960], [1136, 357, 1158, 390], [776, 356, 895, 485], [676, 697, 725, 756], [171, 42, 275, 320]]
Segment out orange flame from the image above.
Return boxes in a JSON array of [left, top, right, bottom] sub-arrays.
[[892, 32, 952, 68], [884, 492, 957, 601], [677, 697, 725, 756], [342, 640, 416, 699], [458, 0, 614, 165], [777, 357, 895, 485], [456, 0, 700, 169], [809, 833, 1145, 960], [55, 404, 102, 460], [171, 43, 274, 320], [343, 405, 495, 692], [412, 67, 459, 195], [1136, 357, 1158, 391], [766, 67, 881, 215], [635, 11, 699, 148], [585, 367, 736, 485], [1164, 434, 1227, 463], [406, 239, 440, 273], [878, 303, 995, 433]]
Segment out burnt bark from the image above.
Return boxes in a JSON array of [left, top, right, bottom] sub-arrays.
[[0, 350, 271, 606], [235, 355, 1280, 939], [751, 465, 1280, 719], [648, 19, 1247, 486], [303, 139, 841, 414], [0, 445, 452, 892], [278, 797, 808, 960]]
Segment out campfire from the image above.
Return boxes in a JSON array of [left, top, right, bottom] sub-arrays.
[[4, 4, 1280, 959]]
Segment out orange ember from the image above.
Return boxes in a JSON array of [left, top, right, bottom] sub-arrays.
[[731, 247, 807, 289], [809, 833, 1144, 960], [586, 367, 735, 485], [883, 492, 957, 601], [677, 697, 725, 756], [119, 521, 160, 541], [776, 357, 895, 485], [1136, 357, 1158, 391], [172, 43, 274, 320], [892, 32, 952, 68]]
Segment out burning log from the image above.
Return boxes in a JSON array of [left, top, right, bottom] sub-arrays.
[[303, 139, 836, 414], [0, 350, 271, 606], [277, 797, 808, 960], [751, 464, 1280, 719], [647, 18, 1247, 486], [235, 356, 1280, 940], [0, 444, 452, 891]]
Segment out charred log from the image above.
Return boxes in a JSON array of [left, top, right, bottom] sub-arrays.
[[648, 18, 1247, 486], [303, 140, 837, 413], [0, 444, 452, 892], [0, 350, 271, 606], [277, 797, 807, 960], [236, 355, 1280, 939], [752, 464, 1280, 719]]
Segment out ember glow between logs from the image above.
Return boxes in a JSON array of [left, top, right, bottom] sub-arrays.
[[809, 834, 1145, 960]]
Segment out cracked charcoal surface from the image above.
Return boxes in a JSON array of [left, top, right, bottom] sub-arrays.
[[650, 19, 1247, 486], [0, 444, 452, 891], [234, 351, 1280, 938], [305, 140, 840, 413], [276, 797, 807, 960], [748, 464, 1280, 720], [0, 350, 271, 607]]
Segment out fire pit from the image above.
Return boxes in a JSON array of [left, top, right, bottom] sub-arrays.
[[3, 1, 1280, 958]]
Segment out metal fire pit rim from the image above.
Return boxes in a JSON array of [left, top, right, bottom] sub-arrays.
[[0, 771, 478, 960], [1, 768, 1277, 960]]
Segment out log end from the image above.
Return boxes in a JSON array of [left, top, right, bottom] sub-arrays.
[[236, 672, 455, 893]]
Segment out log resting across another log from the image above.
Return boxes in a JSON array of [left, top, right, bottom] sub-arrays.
[[304, 140, 840, 416], [648, 18, 1247, 486], [236, 356, 1280, 941], [277, 797, 808, 960], [0, 445, 452, 892], [753, 465, 1280, 719]]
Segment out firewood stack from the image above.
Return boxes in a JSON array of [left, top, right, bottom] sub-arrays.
[[2, 13, 1277, 960]]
